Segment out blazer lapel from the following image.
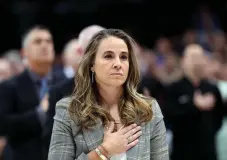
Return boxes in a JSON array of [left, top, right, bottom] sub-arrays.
[[82, 119, 104, 151]]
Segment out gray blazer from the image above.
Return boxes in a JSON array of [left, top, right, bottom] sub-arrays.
[[48, 97, 169, 160]]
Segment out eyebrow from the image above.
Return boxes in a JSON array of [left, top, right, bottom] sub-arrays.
[[103, 50, 129, 54]]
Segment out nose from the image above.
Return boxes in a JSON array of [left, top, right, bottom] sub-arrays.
[[113, 57, 121, 69], [41, 41, 48, 47]]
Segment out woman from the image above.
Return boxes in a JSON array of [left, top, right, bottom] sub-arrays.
[[48, 29, 169, 160]]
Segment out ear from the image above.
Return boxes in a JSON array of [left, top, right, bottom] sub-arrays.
[[76, 47, 83, 56], [21, 48, 29, 59]]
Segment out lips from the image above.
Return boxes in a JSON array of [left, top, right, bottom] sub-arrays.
[[111, 73, 123, 76]]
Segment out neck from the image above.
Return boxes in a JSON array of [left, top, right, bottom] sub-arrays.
[[97, 84, 123, 108], [28, 62, 52, 77], [185, 69, 201, 85]]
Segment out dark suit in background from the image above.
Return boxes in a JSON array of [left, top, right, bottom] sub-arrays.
[[138, 76, 164, 100], [163, 77, 224, 160], [0, 70, 63, 160]]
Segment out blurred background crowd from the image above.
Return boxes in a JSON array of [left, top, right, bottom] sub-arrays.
[[0, 1, 227, 160]]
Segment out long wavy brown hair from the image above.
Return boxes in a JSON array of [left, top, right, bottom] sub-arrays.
[[69, 29, 153, 130]]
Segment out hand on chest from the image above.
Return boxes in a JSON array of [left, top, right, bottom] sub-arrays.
[[193, 90, 216, 111], [178, 89, 216, 111]]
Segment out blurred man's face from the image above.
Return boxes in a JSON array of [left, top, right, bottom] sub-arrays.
[[63, 40, 82, 68], [183, 45, 206, 77], [0, 59, 13, 82], [156, 38, 172, 54], [23, 29, 54, 65], [183, 30, 197, 45]]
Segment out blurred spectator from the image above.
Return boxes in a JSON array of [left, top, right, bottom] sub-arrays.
[[210, 31, 227, 64], [137, 48, 157, 77], [205, 55, 227, 160], [61, 38, 80, 79], [154, 37, 177, 67], [183, 29, 198, 45], [78, 24, 105, 53], [155, 54, 183, 85], [0, 58, 13, 83], [0, 25, 63, 160], [3, 49, 25, 76], [164, 44, 224, 160], [176, 28, 198, 54]]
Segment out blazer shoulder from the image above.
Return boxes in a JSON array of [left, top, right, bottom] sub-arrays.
[[1, 70, 31, 88], [54, 97, 73, 121], [143, 99, 165, 136], [151, 99, 163, 120], [0, 74, 18, 89], [56, 97, 72, 110]]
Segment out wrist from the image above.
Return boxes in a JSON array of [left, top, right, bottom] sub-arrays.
[[101, 143, 111, 158], [95, 148, 108, 160], [98, 145, 109, 158]]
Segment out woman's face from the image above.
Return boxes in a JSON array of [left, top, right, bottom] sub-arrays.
[[92, 36, 129, 87]]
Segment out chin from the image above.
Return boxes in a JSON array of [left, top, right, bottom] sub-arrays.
[[108, 80, 125, 87], [38, 58, 54, 64]]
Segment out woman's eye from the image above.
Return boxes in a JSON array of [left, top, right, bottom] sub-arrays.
[[121, 55, 128, 60], [104, 55, 112, 58]]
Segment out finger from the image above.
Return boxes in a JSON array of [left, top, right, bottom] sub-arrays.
[[126, 139, 139, 151], [194, 92, 199, 98], [195, 90, 202, 96], [124, 126, 141, 138], [105, 121, 115, 133], [119, 123, 137, 135], [127, 130, 142, 143]]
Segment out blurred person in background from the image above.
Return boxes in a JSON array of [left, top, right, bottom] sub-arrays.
[[61, 38, 80, 79], [135, 45, 154, 77], [0, 58, 14, 160], [3, 49, 25, 76], [183, 29, 198, 46], [155, 54, 183, 86], [175, 28, 198, 54], [205, 57, 227, 160], [164, 44, 224, 160], [0, 58, 13, 83], [154, 37, 177, 68], [136, 48, 164, 99], [210, 31, 227, 64], [43, 25, 105, 158], [0, 25, 63, 160]]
